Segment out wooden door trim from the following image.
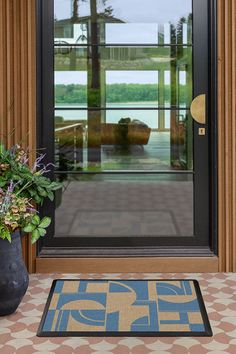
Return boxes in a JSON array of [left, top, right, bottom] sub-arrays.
[[36, 256, 218, 273], [34, 0, 233, 273]]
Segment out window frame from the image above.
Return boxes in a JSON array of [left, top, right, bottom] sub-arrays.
[[36, 0, 218, 257]]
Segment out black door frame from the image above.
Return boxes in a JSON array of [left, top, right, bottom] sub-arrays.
[[36, 0, 218, 257]]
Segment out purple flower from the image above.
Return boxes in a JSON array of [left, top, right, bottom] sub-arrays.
[[0, 183, 14, 214], [20, 155, 29, 165], [9, 144, 18, 156], [31, 153, 46, 172], [26, 207, 39, 214], [8, 181, 14, 193], [32, 152, 55, 175], [39, 163, 55, 174]]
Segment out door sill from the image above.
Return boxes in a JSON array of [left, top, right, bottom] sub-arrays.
[[38, 246, 216, 258], [36, 255, 219, 273]]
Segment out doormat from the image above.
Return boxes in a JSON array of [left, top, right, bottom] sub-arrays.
[[37, 279, 212, 337]]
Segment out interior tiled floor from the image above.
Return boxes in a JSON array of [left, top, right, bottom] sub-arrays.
[[1, 273, 236, 353], [55, 181, 193, 237]]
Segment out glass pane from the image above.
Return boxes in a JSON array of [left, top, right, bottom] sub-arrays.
[[98, 0, 192, 26], [55, 111, 86, 171], [54, 0, 192, 44], [54, 47, 87, 70], [53, 0, 195, 241], [54, 173, 194, 237], [102, 110, 192, 170], [54, 109, 193, 171], [55, 46, 193, 108], [54, 0, 89, 43], [105, 70, 159, 106], [55, 71, 87, 106]]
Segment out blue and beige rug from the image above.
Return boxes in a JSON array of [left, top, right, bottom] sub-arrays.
[[37, 279, 212, 337]]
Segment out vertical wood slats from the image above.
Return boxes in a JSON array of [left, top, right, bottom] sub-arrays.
[[0, 0, 36, 272], [218, 0, 236, 271]]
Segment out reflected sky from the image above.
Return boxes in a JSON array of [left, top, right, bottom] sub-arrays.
[[106, 71, 158, 84], [55, 71, 87, 85], [54, 1, 191, 85], [55, 0, 192, 24], [55, 71, 159, 85], [55, 70, 186, 85]]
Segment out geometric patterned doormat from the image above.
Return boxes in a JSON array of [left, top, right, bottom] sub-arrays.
[[37, 279, 212, 337]]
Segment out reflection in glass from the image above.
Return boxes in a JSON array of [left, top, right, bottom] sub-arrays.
[[53, 0, 195, 239], [55, 112, 86, 172], [55, 71, 87, 106], [55, 47, 87, 71], [105, 23, 159, 44], [54, 110, 193, 171], [55, 173, 194, 237], [164, 70, 171, 107], [55, 46, 192, 71], [97, 0, 192, 26], [54, 0, 192, 45], [105, 70, 159, 106], [55, 46, 193, 108], [101, 110, 192, 170]]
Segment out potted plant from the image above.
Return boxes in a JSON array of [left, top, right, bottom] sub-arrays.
[[0, 142, 61, 316]]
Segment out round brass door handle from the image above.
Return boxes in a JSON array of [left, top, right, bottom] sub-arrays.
[[190, 94, 206, 124]]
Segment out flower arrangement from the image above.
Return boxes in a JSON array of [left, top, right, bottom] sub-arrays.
[[0, 143, 61, 243]]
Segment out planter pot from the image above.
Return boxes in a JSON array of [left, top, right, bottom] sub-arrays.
[[0, 231, 29, 316]]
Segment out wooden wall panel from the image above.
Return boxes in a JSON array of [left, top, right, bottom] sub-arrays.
[[0, 0, 36, 272], [218, 0, 236, 272]]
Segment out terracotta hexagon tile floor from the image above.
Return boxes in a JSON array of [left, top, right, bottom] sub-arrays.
[[0, 273, 236, 353]]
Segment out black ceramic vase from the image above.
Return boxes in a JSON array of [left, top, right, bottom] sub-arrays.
[[0, 231, 29, 316]]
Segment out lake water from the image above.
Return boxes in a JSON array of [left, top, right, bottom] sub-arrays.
[[55, 103, 172, 129]]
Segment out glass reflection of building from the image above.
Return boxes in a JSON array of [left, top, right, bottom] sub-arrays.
[[54, 0, 193, 171]]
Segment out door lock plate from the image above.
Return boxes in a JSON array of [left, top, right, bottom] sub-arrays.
[[198, 128, 206, 135]]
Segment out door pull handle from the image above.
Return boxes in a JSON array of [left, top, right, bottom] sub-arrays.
[[190, 94, 206, 124]]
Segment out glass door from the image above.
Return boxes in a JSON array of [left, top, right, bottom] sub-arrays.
[[38, 0, 213, 254]]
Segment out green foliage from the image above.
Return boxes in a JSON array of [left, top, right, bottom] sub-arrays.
[[38, 217, 51, 228], [23, 216, 51, 243], [0, 143, 61, 243], [0, 145, 61, 206], [55, 84, 87, 104], [0, 225, 11, 243], [0, 191, 52, 244], [55, 83, 190, 105]]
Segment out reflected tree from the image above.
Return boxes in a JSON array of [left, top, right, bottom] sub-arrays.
[[170, 15, 192, 169], [72, 0, 114, 167]]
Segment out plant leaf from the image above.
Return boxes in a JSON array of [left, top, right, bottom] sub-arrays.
[[23, 224, 36, 233], [38, 186, 47, 197], [37, 177, 51, 186], [31, 229, 40, 243], [28, 189, 35, 196], [38, 216, 51, 228], [5, 231, 12, 243], [49, 182, 62, 190], [0, 144, 5, 153], [0, 228, 12, 242], [34, 194, 41, 204], [32, 215, 40, 226], [37, 227, 47, 237], [47, 190, 54, 201]]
